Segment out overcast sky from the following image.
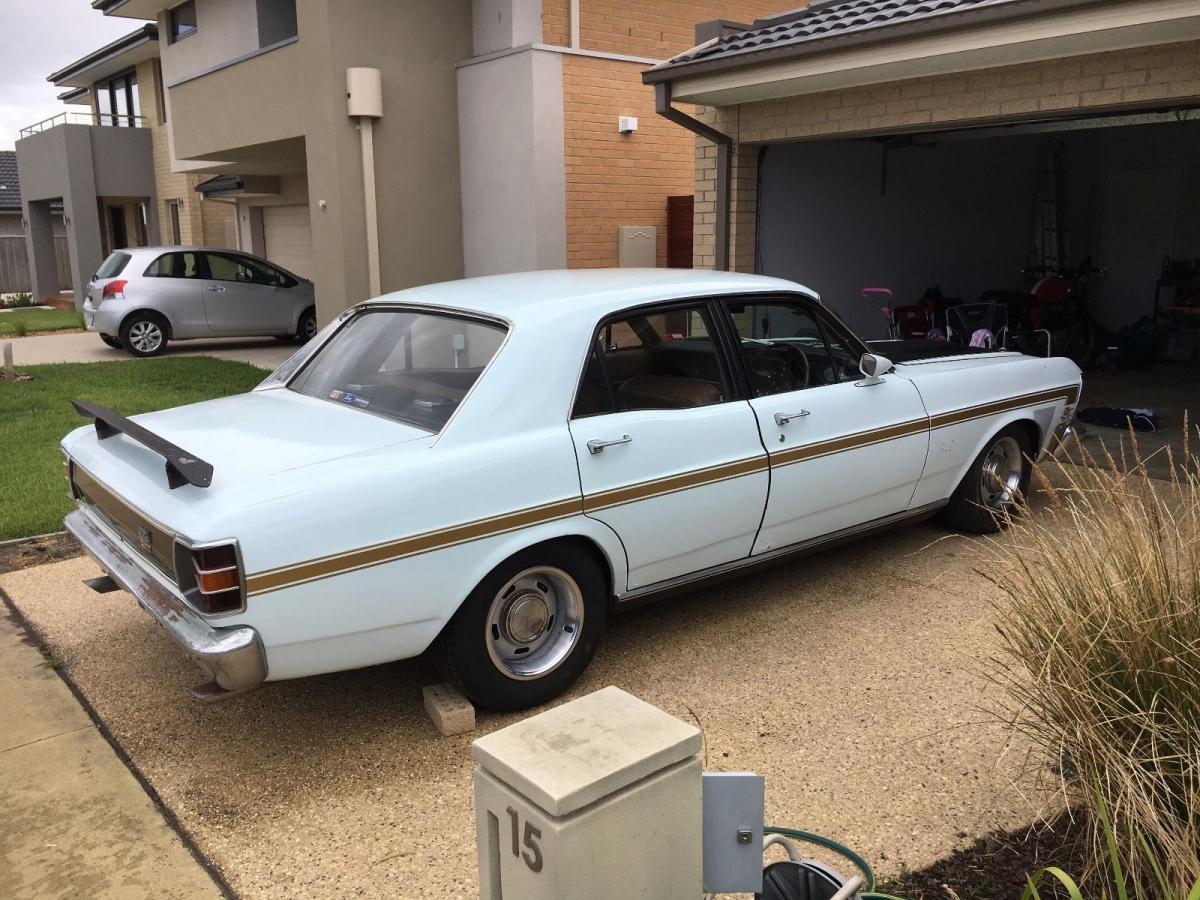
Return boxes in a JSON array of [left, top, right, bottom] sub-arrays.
[[0, 1, 143, 151]]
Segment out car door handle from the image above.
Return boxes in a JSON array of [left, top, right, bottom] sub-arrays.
[[205, 285, 226, 293], [586, 434, 632, 454], [774, 410, 810, 426]]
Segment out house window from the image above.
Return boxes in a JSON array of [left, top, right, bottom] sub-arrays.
[[94, 70, 139, 127], [152, 59, 167, 124], [169, 1, 198, 43], [167, 200, 182, 244]]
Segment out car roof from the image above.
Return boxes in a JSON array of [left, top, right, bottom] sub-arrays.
[[360, 268, 816, 324]]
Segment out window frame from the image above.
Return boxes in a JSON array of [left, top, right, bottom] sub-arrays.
[[169, 0, 198, 43], [94, 68, 139, 127], [714, 292, 871, 397], [570, 296, 744, 420]]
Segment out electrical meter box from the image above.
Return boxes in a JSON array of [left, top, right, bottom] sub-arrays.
[[618, 225, 657, 268], [472, 686, 703, 900]]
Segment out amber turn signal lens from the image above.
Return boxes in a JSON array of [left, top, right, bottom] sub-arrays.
[[195, 568, 238, 594]]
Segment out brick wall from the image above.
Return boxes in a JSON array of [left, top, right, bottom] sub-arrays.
[[549, 0, 800, 268], [691, 39, 1200, 270], [544, 0, 799, 57]]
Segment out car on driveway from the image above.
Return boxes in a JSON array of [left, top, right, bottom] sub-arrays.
[[83, 246, 317, 357], [61, 269, 1080, 710]]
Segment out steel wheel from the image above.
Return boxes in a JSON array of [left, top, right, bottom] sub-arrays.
[[980, 435, 1023, 511], [127, 319, 164, 354], [484, 566, 584, 681]]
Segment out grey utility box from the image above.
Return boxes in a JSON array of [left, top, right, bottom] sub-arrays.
[[472, 686, 703, 900], [702, 771, 765, 893], [618, 225, 657, 267]]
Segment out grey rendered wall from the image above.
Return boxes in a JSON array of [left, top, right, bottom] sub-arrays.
[[458, 48, 566, 277], [297, 0, 472, 322]]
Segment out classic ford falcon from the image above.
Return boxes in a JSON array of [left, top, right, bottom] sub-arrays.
[[62, 270, 1080, 709]]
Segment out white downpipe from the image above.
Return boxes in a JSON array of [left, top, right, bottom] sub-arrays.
[[570, 0, 580, 48], [358, 117, 381, 298]]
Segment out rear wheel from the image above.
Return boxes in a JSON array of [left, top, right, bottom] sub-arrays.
[[119, 313, 168, 357], [441, 542, 607, 710], [99, 334, 122, 349], [941, 424, 1033, 534]]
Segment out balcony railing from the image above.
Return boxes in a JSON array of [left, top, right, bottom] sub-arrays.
[[19, 111, 147, 138]]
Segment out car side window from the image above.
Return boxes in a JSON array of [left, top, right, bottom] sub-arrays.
[[727, 300, 859, 396], [143, 251, 203, 279], [206, 253, 280, 285], [572, 304, 729, 417]]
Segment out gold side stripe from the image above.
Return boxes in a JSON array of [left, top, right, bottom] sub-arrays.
[[245, 383, 1079, 596], [246, 497, 584, 595], [584, 455, 768, 511], [770, 417, 928, 468]]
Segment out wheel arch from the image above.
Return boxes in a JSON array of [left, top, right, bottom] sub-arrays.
[[119, 307, 174, 340]]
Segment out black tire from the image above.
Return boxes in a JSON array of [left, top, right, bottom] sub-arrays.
[[296, 307, 317, 343], [99, 334, 122, 349], [941, 423, 1034, 534], [441, 541, 607, 711], [119, 312, 169, 357]]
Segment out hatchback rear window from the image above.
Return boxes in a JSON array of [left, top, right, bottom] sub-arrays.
[[94, 252, 131, 279]]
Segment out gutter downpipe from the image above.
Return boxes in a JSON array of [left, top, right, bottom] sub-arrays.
[[654, 81, 732, 271]]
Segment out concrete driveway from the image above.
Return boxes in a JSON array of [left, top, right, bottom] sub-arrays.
[[8, 330, 293, 370], [0, 517, 1056, 899]]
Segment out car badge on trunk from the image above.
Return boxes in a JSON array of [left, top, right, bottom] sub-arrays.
[[138, 526, 153, 552]]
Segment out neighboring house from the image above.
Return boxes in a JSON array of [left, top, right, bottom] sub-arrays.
[[0, 151, 69, 294], [88, 0, 796, 323], [15, 24, 235, 307], [644, 0, 1200, 340]]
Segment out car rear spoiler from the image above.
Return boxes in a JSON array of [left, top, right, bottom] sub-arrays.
[[71, 400, 213, 489]]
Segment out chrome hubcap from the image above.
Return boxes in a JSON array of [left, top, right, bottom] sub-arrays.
[[128, 320, 163, 353], [980, 436, 1023, 511], [486, 567, 583, 681]]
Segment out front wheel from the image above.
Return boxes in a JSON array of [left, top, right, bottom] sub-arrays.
[[297, 307, 317, 343], [440, 542, 607, 710], [941, 424, 1033, 534]]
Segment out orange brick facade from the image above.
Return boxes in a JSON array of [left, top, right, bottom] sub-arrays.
[[546, 0, 798, 268]]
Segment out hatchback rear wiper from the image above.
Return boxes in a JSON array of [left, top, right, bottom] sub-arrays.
[[71, 400, 214, 489]]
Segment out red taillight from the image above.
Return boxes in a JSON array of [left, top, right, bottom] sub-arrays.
[[101, 279, 127, 300], [190, 544, 242, 614]]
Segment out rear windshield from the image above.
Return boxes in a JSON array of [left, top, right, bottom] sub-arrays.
[[289, 308, 507, 431], [94, 252, 131, 279]]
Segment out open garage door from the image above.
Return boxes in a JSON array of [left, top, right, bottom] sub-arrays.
[[262, 204, 313, 279]]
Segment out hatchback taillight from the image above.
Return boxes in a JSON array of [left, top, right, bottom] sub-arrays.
[[101, 279, 127, 301], [187, 544, 243, 615]]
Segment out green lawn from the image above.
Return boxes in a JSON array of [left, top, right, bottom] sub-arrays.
[[0, 308, 85, 336], [0, 358, 265, 541]]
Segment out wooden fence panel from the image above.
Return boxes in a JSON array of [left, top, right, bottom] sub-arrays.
[[0, 236, 73, 295]]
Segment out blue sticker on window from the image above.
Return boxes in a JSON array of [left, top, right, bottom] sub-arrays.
[[342, 392, 356, 403]]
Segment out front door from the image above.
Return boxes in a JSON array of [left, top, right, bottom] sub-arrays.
[[721, 297, 929, 553], [201, 252, 294, 333], [569, 301, 769, 591]]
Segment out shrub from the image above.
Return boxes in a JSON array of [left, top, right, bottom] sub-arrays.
[[987, 429, 1200, 891], [13, 321, 27, 337], [3, 292, 35, 309]]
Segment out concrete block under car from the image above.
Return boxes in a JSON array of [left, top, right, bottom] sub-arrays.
[[423, 682, 476, 736]]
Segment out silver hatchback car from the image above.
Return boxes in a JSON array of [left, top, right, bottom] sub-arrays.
[[83, 246, 317, 357]]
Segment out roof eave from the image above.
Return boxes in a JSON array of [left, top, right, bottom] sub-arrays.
[[47, 23, 158, 87], [643, 0, 1109, 85]]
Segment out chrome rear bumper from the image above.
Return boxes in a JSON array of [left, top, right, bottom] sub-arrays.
[[65, 508, 267, 699]]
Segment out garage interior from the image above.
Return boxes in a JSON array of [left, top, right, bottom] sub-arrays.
[[754, 107, 1200, 475]]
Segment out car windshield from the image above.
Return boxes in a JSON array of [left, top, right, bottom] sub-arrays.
[[289, 308, 507, 431]]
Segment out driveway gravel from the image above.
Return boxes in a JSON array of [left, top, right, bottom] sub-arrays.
[[0, 518, 1055, 898]]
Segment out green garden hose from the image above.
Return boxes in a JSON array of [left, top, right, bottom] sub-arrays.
[[762, 826, 909, 899]]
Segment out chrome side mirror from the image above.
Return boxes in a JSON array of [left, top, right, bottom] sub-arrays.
[[858, 352, 893, 386]]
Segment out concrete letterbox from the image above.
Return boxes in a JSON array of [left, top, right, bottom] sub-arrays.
[[473, 686, 703, 899]]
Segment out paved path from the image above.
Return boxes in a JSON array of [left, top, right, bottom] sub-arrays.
[[7, 330, 292, 370], [0, 607, 224, 899]]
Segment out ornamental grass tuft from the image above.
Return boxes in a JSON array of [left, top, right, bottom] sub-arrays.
[[984, 422, 1200, 893]]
